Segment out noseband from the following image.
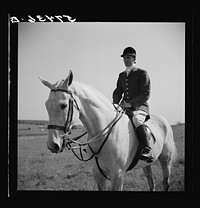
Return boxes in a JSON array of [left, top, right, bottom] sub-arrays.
[[47, 88, 79, 133]]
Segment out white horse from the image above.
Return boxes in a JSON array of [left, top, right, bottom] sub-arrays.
[[39, 70, 177, 191]]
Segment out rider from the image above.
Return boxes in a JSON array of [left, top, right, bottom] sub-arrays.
[[112, 47, 153, 162]]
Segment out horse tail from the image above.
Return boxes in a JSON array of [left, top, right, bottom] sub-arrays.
[[171, 136, 178, 166], [170, 126, 178, 166]]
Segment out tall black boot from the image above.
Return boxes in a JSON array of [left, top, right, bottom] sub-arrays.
[[136, 124, 153, 162]]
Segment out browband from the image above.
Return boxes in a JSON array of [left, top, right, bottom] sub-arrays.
[[51, 88, 72, 94]]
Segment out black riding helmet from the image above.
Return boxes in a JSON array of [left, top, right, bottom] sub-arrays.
[[121, 47, 136, 57]]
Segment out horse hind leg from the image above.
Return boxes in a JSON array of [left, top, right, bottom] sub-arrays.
[[143, 165, 155, 191], [158, 117, 177, 191], [158, 154, 172, 191]]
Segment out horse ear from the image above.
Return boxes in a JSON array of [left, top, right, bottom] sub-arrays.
[[64, 70, 73, 88], [38, 76, 53, 89]]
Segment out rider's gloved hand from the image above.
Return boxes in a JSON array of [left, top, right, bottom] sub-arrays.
[[120, 102, 132, 108], [113, 103, 123, 111]]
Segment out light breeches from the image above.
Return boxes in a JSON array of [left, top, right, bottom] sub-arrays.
[[132, 110, 148, 128]]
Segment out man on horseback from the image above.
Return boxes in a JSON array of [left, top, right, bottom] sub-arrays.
[[113, 47, 153, 162]]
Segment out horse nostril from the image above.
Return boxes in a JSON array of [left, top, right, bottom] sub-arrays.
[[47, 142, 60, 153], [53, 143, 60, 152], [47, 139, 61, 153]]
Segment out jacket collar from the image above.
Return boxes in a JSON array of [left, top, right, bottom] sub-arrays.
[[124, 66, 138, 77]]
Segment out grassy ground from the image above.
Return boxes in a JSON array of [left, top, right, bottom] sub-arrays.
[[17, 124, 184, 191]]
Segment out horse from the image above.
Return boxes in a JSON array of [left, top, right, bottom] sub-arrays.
[[39, 70, 177, 191]]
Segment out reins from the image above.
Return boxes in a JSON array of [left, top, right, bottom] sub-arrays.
[[64, 110, 124, 162]]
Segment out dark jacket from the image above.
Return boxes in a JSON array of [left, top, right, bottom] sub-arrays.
[[113, 68, 150, 115]]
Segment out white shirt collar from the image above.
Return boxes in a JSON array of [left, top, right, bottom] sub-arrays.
[[125, 65, 137, 75]]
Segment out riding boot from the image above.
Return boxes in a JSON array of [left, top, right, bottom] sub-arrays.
[[136, 124, 153, 163]]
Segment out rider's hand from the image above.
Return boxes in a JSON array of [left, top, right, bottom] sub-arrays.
[[113, 104, 123, 111], [120, 102, 132, 108]]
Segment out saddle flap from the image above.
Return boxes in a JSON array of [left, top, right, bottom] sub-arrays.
[[145, 119, 162, 144]]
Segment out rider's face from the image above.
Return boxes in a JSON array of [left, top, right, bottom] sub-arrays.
[[123, 55, 135, 67]]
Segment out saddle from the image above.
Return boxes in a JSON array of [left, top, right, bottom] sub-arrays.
[[125, 109, 156, 171]]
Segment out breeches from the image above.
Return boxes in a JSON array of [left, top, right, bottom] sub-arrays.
[[132, 110, 148, 128]]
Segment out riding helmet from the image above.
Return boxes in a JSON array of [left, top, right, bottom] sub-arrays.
[[121, 47, 136, 57]]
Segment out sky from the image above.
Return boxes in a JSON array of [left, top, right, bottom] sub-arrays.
[[18, 22, 185, 125]]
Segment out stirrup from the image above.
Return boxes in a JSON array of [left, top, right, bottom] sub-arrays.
[[140, 147, 154, 163]]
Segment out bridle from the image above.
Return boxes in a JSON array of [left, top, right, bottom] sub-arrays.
[[47, 88, 80, 133]]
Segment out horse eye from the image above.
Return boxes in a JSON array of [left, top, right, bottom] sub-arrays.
[[61, 103, 67, 110]]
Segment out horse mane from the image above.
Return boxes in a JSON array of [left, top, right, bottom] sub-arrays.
[[72, 81, 114, 110]]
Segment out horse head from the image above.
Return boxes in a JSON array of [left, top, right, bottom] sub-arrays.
[[39, 70, 80, 153]]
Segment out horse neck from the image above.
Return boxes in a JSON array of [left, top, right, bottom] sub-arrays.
[[71, 81, 115, 137]]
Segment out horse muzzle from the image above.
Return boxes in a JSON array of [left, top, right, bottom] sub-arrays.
[[47, 136, 65, 153]]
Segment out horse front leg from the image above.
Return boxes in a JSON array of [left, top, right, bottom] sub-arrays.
[[110, 171, 124, 191], [92, 166, 107, 191]]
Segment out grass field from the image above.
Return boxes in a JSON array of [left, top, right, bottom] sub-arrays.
[[17, 123, 184, 191]]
